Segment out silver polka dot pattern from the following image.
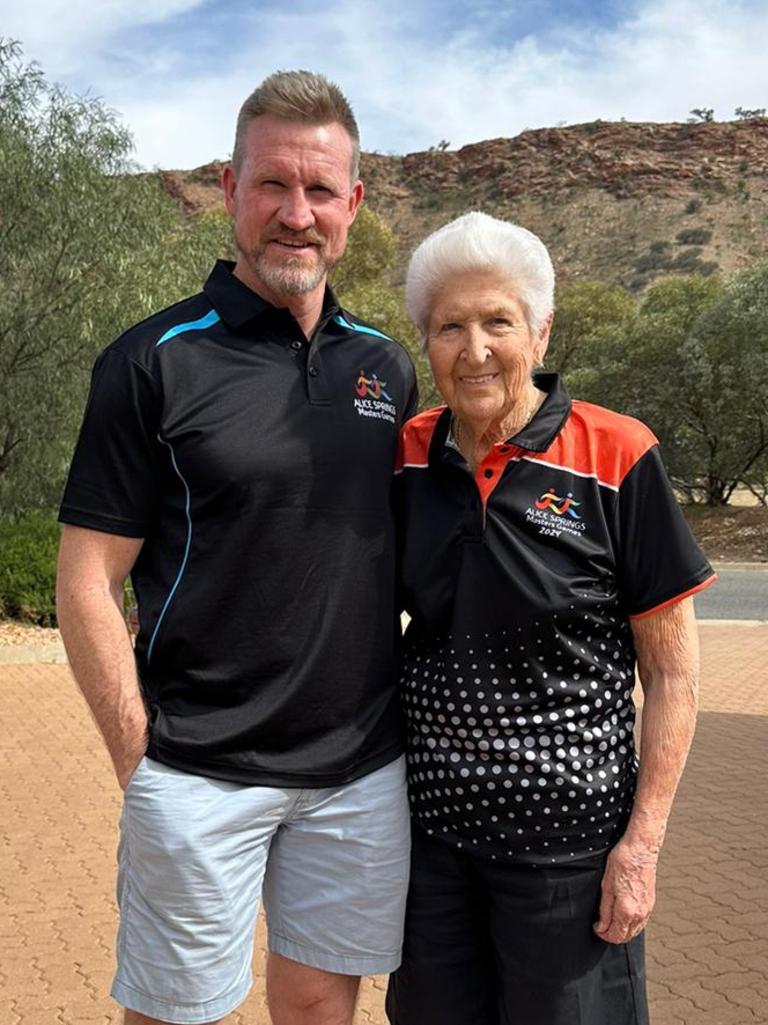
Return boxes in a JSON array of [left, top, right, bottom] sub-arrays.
[[402, 610, 638, 864]]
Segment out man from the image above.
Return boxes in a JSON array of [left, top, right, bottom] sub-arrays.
[[57, 71, 418, 1025]]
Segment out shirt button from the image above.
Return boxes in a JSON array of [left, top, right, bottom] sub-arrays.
[[290, 340, 303, 351], [484, 468, 494, 479], [308, 365, 319, 376]]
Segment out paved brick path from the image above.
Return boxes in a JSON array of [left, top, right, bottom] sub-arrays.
[[1, 624, 766, 1025]]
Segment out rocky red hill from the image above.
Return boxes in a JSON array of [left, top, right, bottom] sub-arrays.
[[165, 119, 768, 290]]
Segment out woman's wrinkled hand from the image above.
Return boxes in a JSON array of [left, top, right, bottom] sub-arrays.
[[593, 838, 658, 944]]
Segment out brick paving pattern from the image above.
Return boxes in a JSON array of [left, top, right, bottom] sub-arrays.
[[1, 624, 766, 1025]]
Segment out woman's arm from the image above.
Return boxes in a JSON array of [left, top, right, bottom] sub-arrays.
[[594, 596, 699, 944]]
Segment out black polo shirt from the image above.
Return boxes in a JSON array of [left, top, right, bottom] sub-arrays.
[[395, 374, 714, 864], [60, 260, 418, 786]]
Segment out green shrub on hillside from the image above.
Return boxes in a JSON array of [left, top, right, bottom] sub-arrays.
[[676, 227, 713, 246], [0, 511, 59, 624]]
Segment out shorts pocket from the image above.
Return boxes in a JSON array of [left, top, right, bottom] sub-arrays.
[[124, 755, 149, 792]]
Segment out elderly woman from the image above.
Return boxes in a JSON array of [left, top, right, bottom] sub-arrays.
[[386, 212, 715, 1025]]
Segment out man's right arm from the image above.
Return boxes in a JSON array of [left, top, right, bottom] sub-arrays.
[[57, 524, 148, 790]]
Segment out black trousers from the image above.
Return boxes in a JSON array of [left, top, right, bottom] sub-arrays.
[[387, 825, 649, 1025]]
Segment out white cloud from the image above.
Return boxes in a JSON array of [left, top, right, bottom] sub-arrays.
[[334, 0, 768, 152], [2, 0, 206, 73], [5, 0, 768, 167]]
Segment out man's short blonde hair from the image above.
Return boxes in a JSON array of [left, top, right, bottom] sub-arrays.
[[233, 70, 360, 180]]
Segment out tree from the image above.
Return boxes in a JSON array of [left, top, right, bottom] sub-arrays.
[[573, 272, 768, 505], [0, 41, 229, 513], [683, 266, 768, 503], [734, 106, 766, 120], [331, 204, 398, 295], [688, 108, 714, 123], [546, 281, 636, 377]]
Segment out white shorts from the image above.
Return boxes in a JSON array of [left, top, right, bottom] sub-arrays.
[[111, 755, 410, 1024]]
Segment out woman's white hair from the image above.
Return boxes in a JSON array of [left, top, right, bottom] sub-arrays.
[[405, 211, 555, 340]]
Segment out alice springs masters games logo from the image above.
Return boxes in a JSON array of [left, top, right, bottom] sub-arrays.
[[526, 488, 587, 539], [354, 370, 397, 424]]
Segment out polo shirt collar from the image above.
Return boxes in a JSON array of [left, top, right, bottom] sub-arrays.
[[512, 372, 572, 452], [203, 259, 340, 330], [432, 372, 572, 465]]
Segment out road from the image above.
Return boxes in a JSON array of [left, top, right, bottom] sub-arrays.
[[695, 565, 768, 621]]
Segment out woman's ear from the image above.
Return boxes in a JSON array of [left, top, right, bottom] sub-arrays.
[[534, 313, 553, 365]]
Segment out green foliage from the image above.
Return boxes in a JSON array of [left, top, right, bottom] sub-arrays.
[[572, 271, 768, 504], [734, 106, 766, 120], [688, 108, 715, 123], [547, 281, 636, 376], [0, 510, 59, 623], [671, 250, 718, 275], [676, 227, 712, 245], [683, 198, 703, 215], [634, 235, 717, 280], [0, 40, 230, 515], [331, 204, 398, 295], [635, 249, 673, 273]]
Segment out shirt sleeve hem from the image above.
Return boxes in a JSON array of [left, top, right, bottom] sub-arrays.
[[628, 572, 717, 621], [58, 507, 148, 539]]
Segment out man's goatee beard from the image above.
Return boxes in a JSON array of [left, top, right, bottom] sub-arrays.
[[252, 253, 329, 296]]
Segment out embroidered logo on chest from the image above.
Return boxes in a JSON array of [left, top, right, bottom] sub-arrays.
[[353, 370, 396, 424], [526, 489, 587, 538]]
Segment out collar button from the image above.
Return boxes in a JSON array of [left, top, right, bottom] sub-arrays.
[[290, 340, 303, 351]]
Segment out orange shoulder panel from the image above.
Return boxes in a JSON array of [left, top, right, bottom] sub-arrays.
[[396, 406, 445, 472], [532, 401, 658, 489]]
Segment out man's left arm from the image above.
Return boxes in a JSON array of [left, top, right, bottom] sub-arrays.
[[594, 596, 699, 944]]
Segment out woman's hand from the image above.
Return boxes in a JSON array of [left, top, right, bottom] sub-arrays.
[[593, 837, 658, 944], [592, 597, 700, 945]]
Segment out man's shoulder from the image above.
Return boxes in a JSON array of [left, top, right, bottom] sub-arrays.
[[105, 290, 212, 369], [333, 308, 415, 366]]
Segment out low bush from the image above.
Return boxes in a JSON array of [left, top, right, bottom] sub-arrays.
[[635, 249, 673, 272], [0, 510, 59, 625], [676, 227, 712, 246], [671, 247, 704, 270]]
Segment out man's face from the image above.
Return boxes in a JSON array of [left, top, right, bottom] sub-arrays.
[[222, 116, 363, 303]]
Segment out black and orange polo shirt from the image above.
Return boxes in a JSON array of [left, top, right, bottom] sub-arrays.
[[395, 373, 714, 864], [60, 260, 418, 787]]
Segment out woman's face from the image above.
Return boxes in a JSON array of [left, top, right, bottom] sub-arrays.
[[426, 270, 551, 429]]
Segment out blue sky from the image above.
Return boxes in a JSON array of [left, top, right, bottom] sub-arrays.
[[4, 0, 767, 169]]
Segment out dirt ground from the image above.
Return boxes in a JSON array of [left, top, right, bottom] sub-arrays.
[[682, 505, 768, 563]]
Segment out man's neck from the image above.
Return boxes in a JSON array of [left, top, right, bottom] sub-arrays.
[[232, 262, 326, 340]]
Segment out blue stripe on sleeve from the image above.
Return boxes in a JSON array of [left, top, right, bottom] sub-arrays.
[[155, 309, 221, 347], [334, 313, 392, 342]]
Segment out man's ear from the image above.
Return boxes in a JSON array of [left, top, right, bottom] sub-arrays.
[[347, 179, 364, 223], [222, 162, 237, 216]]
